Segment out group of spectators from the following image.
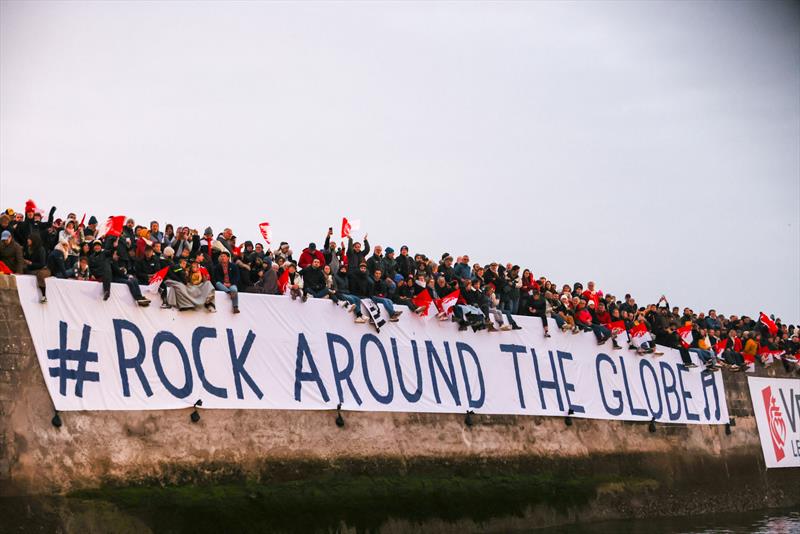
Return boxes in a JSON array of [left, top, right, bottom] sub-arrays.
[[1, 199, 798, 376]]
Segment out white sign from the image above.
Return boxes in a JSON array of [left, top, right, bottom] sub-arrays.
[[17, 276, 729, 425], [747, 376, 800, 468]]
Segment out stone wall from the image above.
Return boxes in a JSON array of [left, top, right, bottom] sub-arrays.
[[0, 274, 798, 524]]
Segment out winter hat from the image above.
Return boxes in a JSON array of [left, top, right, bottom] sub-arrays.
[[385, 247, 394, 254], [163, 246, 175, 257], [308, 242, 316, 250], [24, 199, 36, 214], [204, 227, 213, 236], [393, 274, 403, 282], [88, 216, 98, 225]]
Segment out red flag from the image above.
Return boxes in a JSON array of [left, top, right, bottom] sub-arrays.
[[439, 289, 460, 316], [25, 199, 37, 214], [340, 241, 347, 267], [677, 324, 694, 348], [759, 312, 778, 336], [629, 322, 652, 347], [79, 213, 86, 227], [278, 269, 290, 294], [147, 267, 169, 292], [341, 217, 360, 238], [233, 245, 242, 257], [199, 266, 210, 280], [101, 215, 125, 237], [714, 338, 727, 356], [608, 320, 626, 336], [412, 289, 433, 316], [148, 267, 168, 286], [258, 221, 271, 244], [0, 261, 12, 275]]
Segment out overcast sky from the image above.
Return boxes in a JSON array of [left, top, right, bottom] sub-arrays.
[[1, 1, 798, 323]]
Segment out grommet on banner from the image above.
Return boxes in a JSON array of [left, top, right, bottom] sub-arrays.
[[335, 403, 345, 428], [464, 410, 475, 427], [190, 399, 203, 423], [51, 410, 62, 428], [648, 417, 656, 433], [564, 408, 574, 427]]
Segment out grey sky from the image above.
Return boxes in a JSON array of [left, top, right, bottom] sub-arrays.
[[1, 1, 798, 323]]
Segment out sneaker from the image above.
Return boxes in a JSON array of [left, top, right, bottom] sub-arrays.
[[597, 336, 608, 346], [389, 315, 400, 322], [39, 296, 47, 303], [348, 304, 357, 313], [653, 351, 664, 356], [544, 331, 551, 338], [487, 323, 498, 332], [354, 316, 367, 324], [613, 342, 622, 350], [729, 365, 740, 372], [512, 325, 522, 331], [391, 311, 403, 318], [233, 306, 240, 314], [685, 363, 698, 368], [571, 327, 580, 335], [291, 293, 297, 301], [161, 302, 171, 309], [205, 303, 217, 313], [103, 290, 110, 301], [414, 306, 426, 314], [458, 324, 468, 331], [136, 298, 151, 307], [501, 324, 512, 331], [301, 294, 308, 303]]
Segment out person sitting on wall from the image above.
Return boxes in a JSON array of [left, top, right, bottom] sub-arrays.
[[213, 250, 240, 313]]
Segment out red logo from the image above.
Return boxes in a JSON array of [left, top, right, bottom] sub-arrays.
[[761, 386, 787, 462]]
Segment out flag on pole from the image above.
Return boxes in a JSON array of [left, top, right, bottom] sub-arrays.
[[759, 312, 778, 336], [0, 261, 12, 275], [677, 324, 694, 348], [79, 213, 86, 227], [258, 222, 271, 244], [100, 215, 125, 237], [340, 217, 360, 238]]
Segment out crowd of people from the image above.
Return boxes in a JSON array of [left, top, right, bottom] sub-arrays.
[[1, 199, 798, 376]]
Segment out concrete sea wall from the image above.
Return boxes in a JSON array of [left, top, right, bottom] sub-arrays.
[[0, 274, 798, 531]]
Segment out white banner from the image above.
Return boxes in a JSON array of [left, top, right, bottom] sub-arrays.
[[17, 276, 728, 424], [747, 376, 800, 468]]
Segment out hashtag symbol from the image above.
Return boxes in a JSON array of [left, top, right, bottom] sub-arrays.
[[47, 321, 100, 397]]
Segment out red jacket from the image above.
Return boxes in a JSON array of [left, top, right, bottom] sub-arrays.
[[298, 248, 325, 269]]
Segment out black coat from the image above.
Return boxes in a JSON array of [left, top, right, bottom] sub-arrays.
[[302, 266, 326, 292]]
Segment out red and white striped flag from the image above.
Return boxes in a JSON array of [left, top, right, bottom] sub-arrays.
[[677, 324, 694, 348], [630, 322, 652, 348], [258, 221, 271, 244], [100, 215, 125, 237], [759, 312, 778, 336], [758, 346, 784, 366]]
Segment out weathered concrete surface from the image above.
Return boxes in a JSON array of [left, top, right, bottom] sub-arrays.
[[1, 274, 798, 528]]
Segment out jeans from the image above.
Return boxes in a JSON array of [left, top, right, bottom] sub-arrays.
[[304, 287, 329, 299], [215, 282, 239, 307], [488, 307, 518, 327], [689, 348, 717, 366], [455, 304, 484, 321], [113, 275, 144, 301], [338, 293, 363, 316], [372, 296, 396, 316], [501, 297, 519, 314]]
